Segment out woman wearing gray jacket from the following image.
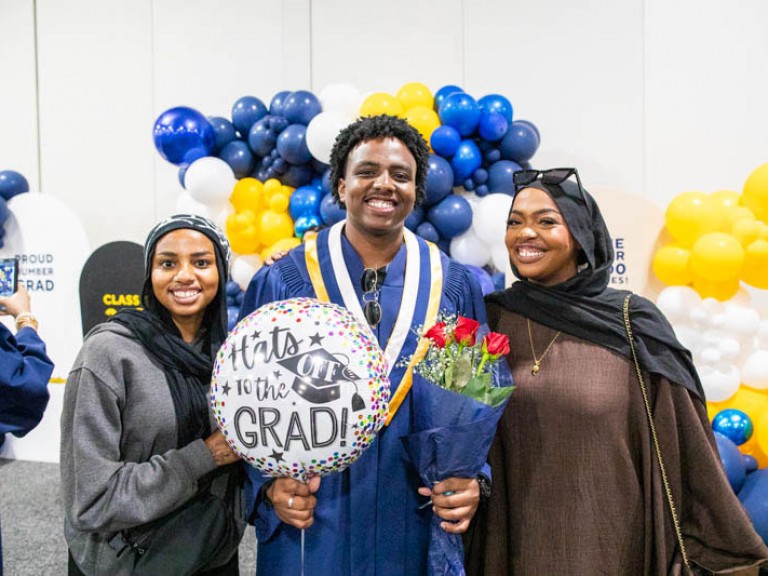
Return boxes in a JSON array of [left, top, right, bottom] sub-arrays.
[[61, 215, 244, 576]]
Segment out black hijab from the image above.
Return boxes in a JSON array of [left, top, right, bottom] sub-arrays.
[[486, 178, 704, 400], [111, 214, 231, 447]]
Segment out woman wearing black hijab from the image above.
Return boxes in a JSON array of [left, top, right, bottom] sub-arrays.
[[61, 214, 244, 576], [464, 170, 768, 575]]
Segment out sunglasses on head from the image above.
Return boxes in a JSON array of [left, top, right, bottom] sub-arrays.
[[512, 168, 591, 216], [360, 266, 387, 328]]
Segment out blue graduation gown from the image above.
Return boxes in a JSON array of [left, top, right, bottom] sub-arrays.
[[238, 228, 486, 575]]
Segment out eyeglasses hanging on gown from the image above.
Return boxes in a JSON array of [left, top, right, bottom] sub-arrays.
[[360, 266, 387, 328]]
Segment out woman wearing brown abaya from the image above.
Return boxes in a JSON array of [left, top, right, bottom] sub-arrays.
[[464, 168, 768, 575]]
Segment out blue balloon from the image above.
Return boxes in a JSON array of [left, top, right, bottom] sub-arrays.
[[439, 93, 481, 136], [450, 140, 482, 182], [427, 194, 472, 239], [477, 94, 514, 124], [226, 280, 241, 298], [281, 163, 315, 188], [321, 168, 332, 196], [473, 168, 488, 185], [269, 90, 291, 116], [430, 125, 462, 158], [282, 90, 322, 126], [484, 149, 502, 164], [178, 164, 189, 189], [714, 431, 746, 492], [0, 170, 30, 200], [277, 124, 312, 165], [218, 140, 255, 179], [289, 186, 322, 219], [463, 178, 476, 192], [227, 306, 240, 331], [737, 469, 768, 544], [515, 119, 540, 140], [153, 107, 215, 165], [231, 96, 268, 136], [488, 160, 522, 195], [320, 193, 346, 226], [491, 271, 506, 291], [744, 454, 759, 474], [208, 116, 238, 153], [433, 85, 463, 112], [0, 197, 8, 226], [425, 154, 454, 207], [312, 159, 330, 174], [478, 111, 509, 142], [234, 291, 244, 306], [416, 221, 440, 243], [500, 120, 540, 163], [405, 205, 425, 232], [464, 264, 495, 296], [269, 115, 290, 134], [294, 213, 322, 238], [248, 117, 277, 157], [475, 184, 489, 197], [712, 408, 754, 446]]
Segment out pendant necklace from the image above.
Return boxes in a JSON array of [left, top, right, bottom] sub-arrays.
[[527, 318, 561, 376]]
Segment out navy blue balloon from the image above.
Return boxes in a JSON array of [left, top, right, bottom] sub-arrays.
[[416, 221, 440, 243], [269, 90, 291, 116], [488, 160, 522, 194], [281, 163, 314, 188], [500, 120, 540, 163], [232, 96, 268, 136], [312, 159, 330, 174], [208, 116, 238, 153], [272, 158, 289, 175], [234, 292, 244, 306], [737, 469, 768, 543], [0, 170, 30, 200], [226, 280, 241, 298], [427, 194, 472, 239], [282, 90, 322, 126], [425, 154, 454, 207], [516, 119, 541, 140], [450, 140, 482, 181], [464, 264, 495, 296], [478, 94, 514, 124], [491, 271, 506, 291], [430, 125, 462, 158], [0, 197, 8, 225], [463, 178, 476, 192], [294, 213, 322, 239], [218, 140, 255, 179], [473, 168, 488, 185], [475, 184, 489, 197], [227, 306, 240, 331], [277, 124, 312, 165], [248, 117, 277, 157], [712, 408, 754, 446], [744, 454, 759, 474], [289, 186, 322, 219], [484, 149, 501, 164], [433, 85, 463, 112], [714, 432, 746, 492], [439, 93, 481, 136], [320, 193, 346, 226], [478, 111, 509, 142], [321, 168, 332, 196], [405, 205, 424, 232], [269, 115, 290, 134], [153, 107, 215, 165]]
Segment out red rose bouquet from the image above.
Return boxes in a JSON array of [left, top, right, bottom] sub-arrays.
[[401, 314, 514, 576]]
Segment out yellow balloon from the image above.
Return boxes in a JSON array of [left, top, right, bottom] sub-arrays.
[[664, 192, 723, 246], [269, 191, 291, 213], [689, 232, 744, 282], [263, 178, 283, 196], [360, 92, 403, 118], [707, 399, 730, 422], [403, 105, 441, 144], [742, 239, 768, 289], [727, 206, 756, 228], [740, 435, 768, 469], [755, 410, 768, 467], [261, 237, 301, 261], [226, 210, 261, 254], [259, 210, 294, 247], [690, 269, 741, 301], [652, 245, 692, 286], [709, 190, 742, 230], [229, 178, 265, 213], [742, 162, 768, 222], [731, 218, 762, 247], [720, 386, 768, 424], [396, 82, 434, 111]]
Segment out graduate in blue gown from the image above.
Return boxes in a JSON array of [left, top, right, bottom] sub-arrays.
[[239, 115, 487, 575]]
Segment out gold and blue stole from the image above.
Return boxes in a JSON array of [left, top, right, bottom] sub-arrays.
[[304, 221, 442, 425]]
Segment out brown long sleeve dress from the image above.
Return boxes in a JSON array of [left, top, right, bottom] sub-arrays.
[[465, 309, 768, 575]]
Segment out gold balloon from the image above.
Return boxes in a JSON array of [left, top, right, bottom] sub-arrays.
[[360, 93, 403, 118], [742, 162, 768, 222], [689, 232, 744, 282], [742, 239, 768, 289], [664, 191, 723, 246], [652, 245, 692, 286]]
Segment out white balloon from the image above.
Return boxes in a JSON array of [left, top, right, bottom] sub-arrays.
[[210, 203, 234, 232], [698, 346, 722, 365], [185, 157, 236, 208], [306, 112, 351, 165], [472, 193, 513, 246], [656, 286, 701, 325], [742, 350, 768, 390], [672, 325, 703, 356], [230, 253, 262, 291], [318, 83, 362, 117], [689, 307, 710, 331], [449, 228, 491, 267], [718, 337, 742, 362], [699, 363, 741, 402], [491, 244, 510, 273], [756, 320, 768, 349], [175, 191, 210, 217], [722, 304, 761, 339]]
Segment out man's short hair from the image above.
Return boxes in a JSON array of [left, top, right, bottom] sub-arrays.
[[329, 114, 430, 207]]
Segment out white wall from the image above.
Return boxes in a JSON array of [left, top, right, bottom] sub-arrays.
[[2, 0, 766, 247]]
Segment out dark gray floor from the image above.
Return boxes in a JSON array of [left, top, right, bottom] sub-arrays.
[[0, 458, 256, 575]]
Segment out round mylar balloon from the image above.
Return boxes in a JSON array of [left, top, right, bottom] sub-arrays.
[[211, 297, 390, 481]]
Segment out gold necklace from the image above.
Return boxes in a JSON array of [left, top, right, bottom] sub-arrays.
[[527, 318, 561, 376]]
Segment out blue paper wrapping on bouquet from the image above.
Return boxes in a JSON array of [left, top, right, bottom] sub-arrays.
[[401, 364, 513, 576]]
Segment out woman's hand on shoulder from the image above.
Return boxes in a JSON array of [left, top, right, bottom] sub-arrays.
[[268, 476, 321, 529], [204, 429, 242, 466], [263, 250, 290, 266]]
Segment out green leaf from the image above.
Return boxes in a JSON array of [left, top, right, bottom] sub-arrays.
[[462, 374, 489, 400], [452, 352, 473, 390], [484, 385, 516, 407]]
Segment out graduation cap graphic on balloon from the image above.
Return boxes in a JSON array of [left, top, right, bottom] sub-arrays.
[[277, 348, 366, 411]]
